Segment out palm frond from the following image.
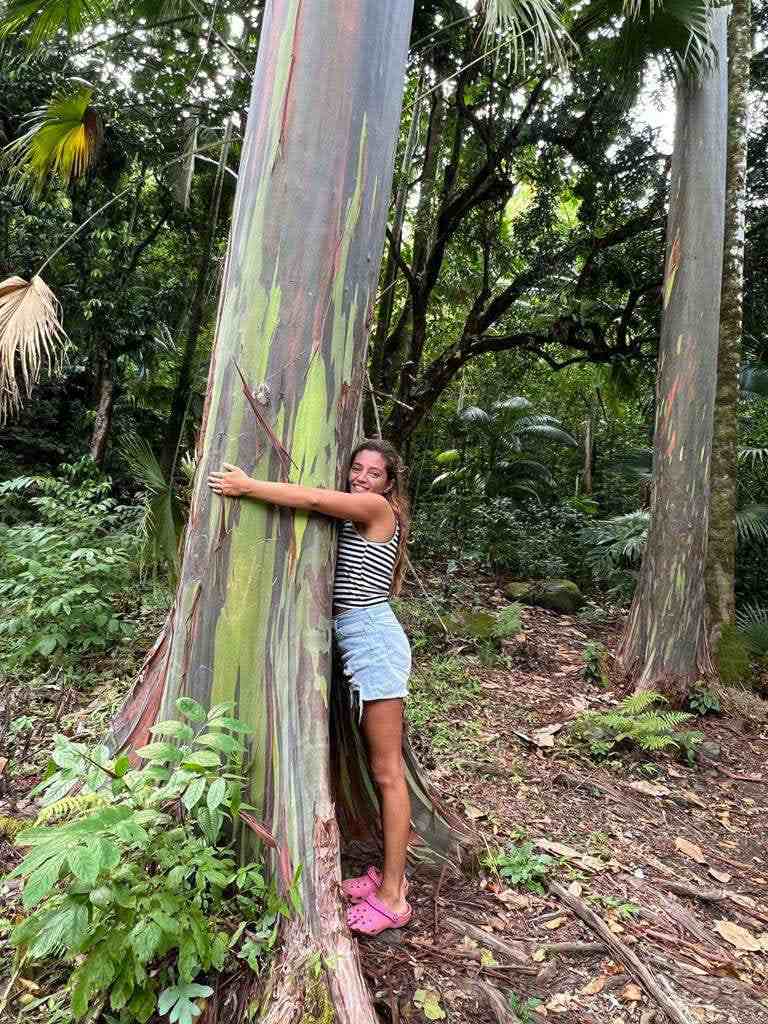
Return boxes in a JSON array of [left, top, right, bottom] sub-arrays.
[[514, 421, 579, 447], [738, 447, 768, 467], [735, 505, 768, 546], [482, 0, 574, 70], [3, 83, 103, 194], [0, 275, 67, 424], [735, 604, 768, 657], [495, 458, 555, 486], [457, 405, 492, 428], [1, 0, 110, 44], [491, 396, 533, 415], [571, 0, 716, 80], [120, 436, 181, 578], [741, 363, 768, 399]]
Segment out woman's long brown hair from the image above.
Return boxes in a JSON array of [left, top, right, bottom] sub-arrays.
[[348, 438, 410, 596]]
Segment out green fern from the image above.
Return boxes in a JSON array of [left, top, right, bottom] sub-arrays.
[[570, 691, 702, 762], [35, 793, 108, 825]]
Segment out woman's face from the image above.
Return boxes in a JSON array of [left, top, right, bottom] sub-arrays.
[[349, 450, 392, 496]]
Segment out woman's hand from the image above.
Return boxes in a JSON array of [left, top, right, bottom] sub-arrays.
[[207, 463, 251, 497]]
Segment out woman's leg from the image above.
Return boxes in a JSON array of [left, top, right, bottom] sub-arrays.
[[362, 698, 410, 914]]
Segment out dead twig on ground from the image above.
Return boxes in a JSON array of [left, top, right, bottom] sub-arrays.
[[546, 880, 701, 1024], [445, 916, 537, 970]]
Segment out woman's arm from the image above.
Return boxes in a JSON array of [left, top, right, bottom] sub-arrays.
[[207, 463, 392, 525]]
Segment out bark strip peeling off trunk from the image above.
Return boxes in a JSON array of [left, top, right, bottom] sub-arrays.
[[618, 12, 728, 701], [111, 1, 414, 1019]]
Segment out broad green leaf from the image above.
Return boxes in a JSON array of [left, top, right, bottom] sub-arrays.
[[132, 921, 162, 963], [151, 909, 178, 935], [182, 750, 221, 769], [207, 703, 233, 720], [150, 720, 195, 742], [99, 838, 120, 870], [128, 987, 156, 1024], [206, 777, 226, 812], [113, 754, 131, 777], [195, 732, 238, 754], [176, 697, 206, 722], [68, 840, 102, 885], [22, 850, 67, 907], [182, 776, 206, 811], [134, 742, 184, 763], [214, 716, 253, 734]]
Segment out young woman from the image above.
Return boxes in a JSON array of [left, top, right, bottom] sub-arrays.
[[207, 439, 412, 935]]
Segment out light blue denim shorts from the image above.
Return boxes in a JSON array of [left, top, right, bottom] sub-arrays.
[[333, 602, 411, 718]]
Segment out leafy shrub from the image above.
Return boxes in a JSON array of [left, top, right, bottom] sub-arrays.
[[569, 691, 703, 763], [8, 699, 294, 1023], [482, 841, 553, 894], [582, 642, 609, 687], [688, 683, 721, 716], [412, 498, 592, 583], [0, 458, 142, 671], [406, 657, 481, 753]]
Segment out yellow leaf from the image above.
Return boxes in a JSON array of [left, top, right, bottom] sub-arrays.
[[543, 917, 566, 930], [674, 837, 707, 864], [580, 976, 606, 995], [532, 948, 547, 962], [713, 920, 762, 952], [620, 983, 642, 1001]]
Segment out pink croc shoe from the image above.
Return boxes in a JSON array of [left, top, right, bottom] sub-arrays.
[[341, 865, 382, 902], [346, 894, 413, 935]]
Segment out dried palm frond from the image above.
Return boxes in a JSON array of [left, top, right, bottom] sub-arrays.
[[3, 83, 103, 195], [0, 275, 67, 424]]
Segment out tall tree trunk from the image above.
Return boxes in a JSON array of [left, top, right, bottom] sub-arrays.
[[160, 122, 232, 477], [618, 11, 728, 701], [109, 3, 463, 1019], [367, 69, 424, 417], [89, 353, 114, 467], [706, 0, 751, 641]]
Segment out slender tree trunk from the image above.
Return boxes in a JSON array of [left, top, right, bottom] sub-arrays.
[[582, 394, 595, 495], [618, 11, 728, 701], [89, 353, 114, 467], [367, 69, 424, 414], [161, 123, 232, 476], [706, 0, 751, 641], [109, 3, 463, 1019]]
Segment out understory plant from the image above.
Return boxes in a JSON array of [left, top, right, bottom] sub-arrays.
[[0, 457, 142, 671], [569, 691, 703, 763], [7, 698, 296, 1023], [481, 841, 553, 894]]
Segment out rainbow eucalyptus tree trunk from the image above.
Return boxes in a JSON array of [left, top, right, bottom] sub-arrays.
[[618, 11, 728, 702], [109, 1, 468, 1019]]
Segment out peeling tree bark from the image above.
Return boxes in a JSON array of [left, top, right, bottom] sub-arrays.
[[108, 2, 468, 1019], [618, 12, 728, 701], [705, 0, 751, 640], [89, 353, 114, 467]]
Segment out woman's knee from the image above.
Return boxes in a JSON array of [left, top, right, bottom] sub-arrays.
[[371, 756, 405, 790]]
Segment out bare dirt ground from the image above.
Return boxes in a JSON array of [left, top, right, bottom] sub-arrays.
[[1, 577, 767, 1024]]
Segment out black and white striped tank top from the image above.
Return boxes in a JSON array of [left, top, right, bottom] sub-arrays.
[[332, 519, 400, 611]]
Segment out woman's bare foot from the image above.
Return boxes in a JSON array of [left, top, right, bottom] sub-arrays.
[[374, 880, 409, 917]]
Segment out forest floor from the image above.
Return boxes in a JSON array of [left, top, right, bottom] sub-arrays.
[[1, 571, 768, 1024]]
